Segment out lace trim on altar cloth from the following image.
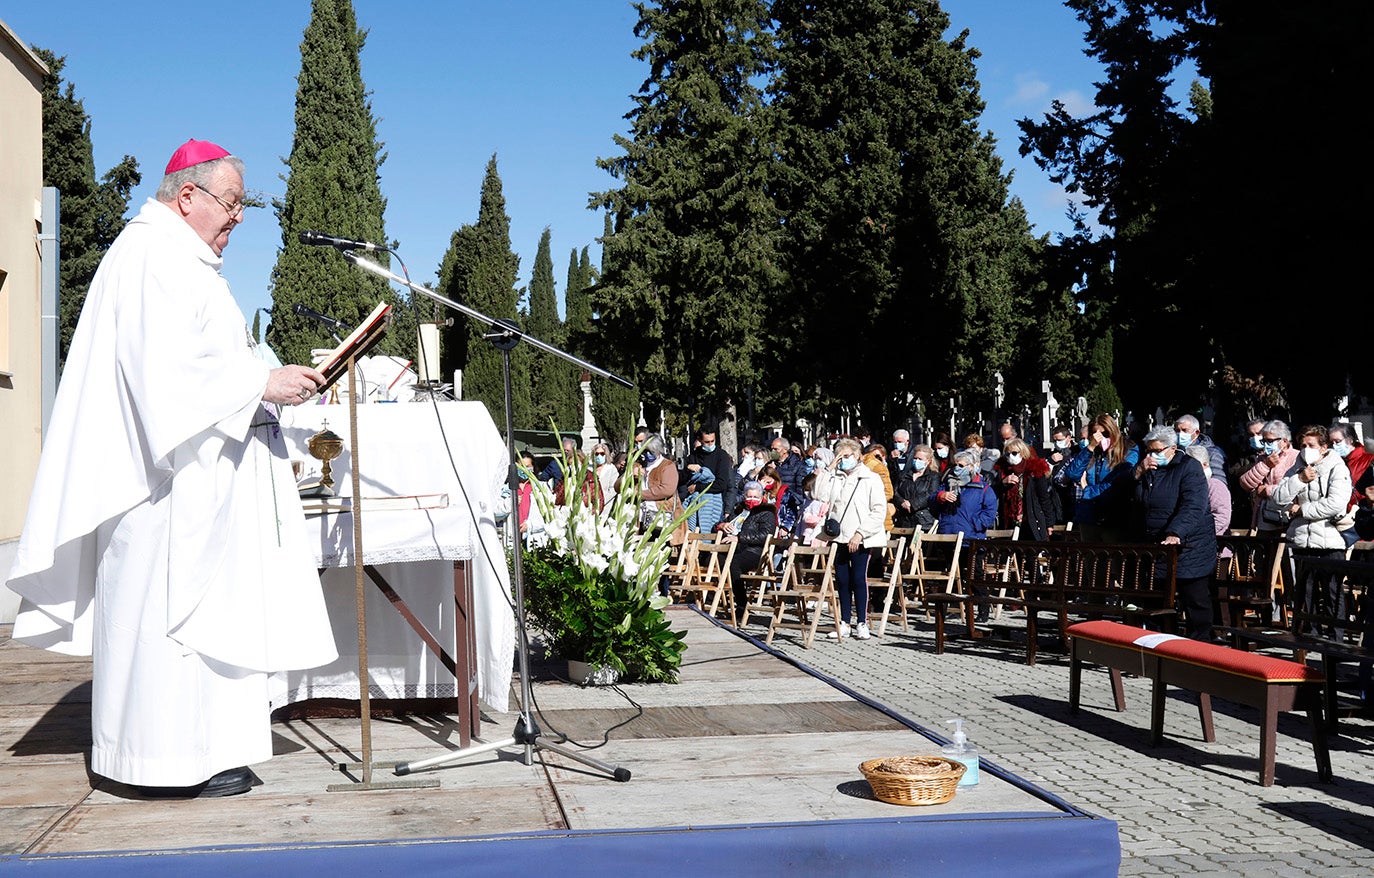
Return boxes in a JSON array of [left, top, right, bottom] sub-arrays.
[[270, 682, 460, 710], [316, 544, 477, 568]]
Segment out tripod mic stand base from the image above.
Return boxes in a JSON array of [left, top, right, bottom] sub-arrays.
[[393, 729, 631, 782]]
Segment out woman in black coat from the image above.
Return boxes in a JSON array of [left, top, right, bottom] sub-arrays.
[[893, 444, 941, 531], [717, 480, 778, 620], [1132, 426, 1218, 639]]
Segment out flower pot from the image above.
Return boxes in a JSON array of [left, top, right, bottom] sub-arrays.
[[567, 659, 621, 686]]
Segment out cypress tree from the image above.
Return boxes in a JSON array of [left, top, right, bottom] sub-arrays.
[[36, 48, 140, 372], [525, 228, 580, 431], [587, 213, 641, 446], [266, 0, 413, 370], [434, 156, 530, 429], [563, 246, 594, 347]]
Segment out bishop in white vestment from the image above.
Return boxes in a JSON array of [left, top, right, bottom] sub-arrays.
[[5, 140, 336, 794]]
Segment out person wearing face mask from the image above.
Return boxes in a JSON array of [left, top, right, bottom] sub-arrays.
[[1132, 426, 1217, 639], [1182, 445, 1232, 539], [994, 439, 1055, 539], [1046, 425, 1078, 525], [893, 444, 941, 531], [633, 433, 687, 547], [1238, 420, 1301, 535], [813, 438, 888, 640], [934, 450, 998, 540], [1173, 414, 1226, 482], [1328, 424, 1371, 547], [590, 443, 618, 508], [716, 480, 778, 621], [931, 432, 954, 475], [682, 425, 736, 532], [1062, 413, 1139, 541], [862, 444, 896, 533], [1272, 426, 1352, 632], [888, 429, 916, 482]]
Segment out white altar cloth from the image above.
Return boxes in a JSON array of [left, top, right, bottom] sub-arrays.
[[271, 401, 514, 713]]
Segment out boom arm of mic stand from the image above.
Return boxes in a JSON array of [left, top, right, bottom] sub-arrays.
[[342, 252, 634, 389]]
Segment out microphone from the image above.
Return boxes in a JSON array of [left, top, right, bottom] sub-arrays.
[[298, 229, 385, 251], [291, 302, 348, 331]]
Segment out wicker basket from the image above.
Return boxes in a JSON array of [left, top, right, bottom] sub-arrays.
[[860, 755, 965, 806]]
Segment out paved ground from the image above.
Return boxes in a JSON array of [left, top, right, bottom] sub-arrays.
[[752, 611, 1374, 877]]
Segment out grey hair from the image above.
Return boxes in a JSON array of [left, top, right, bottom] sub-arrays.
[[833, 437, 862, 456], [953, 449, 978, 467], [742, 480, 764, 495], [1262, 420, 1291, 441], [642, 433, 666, 456], [1174, 413, 1200, 431], [1247, 417, 1265, 431], [813, 447, 835, 466], [1328, 423, 1352, 442], [156, 155, 246, 201], [1182, 445, 1210, 468], [892, 429, 910, 442], [1144, 426, 1178, 447]]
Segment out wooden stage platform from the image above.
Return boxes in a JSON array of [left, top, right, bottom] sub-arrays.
[[1, 608, 1119, 876]]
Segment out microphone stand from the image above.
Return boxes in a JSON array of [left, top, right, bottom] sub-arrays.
[[337, 251, 633, 782]]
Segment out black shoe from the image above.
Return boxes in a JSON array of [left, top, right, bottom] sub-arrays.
[[137, 766, 255, 799]]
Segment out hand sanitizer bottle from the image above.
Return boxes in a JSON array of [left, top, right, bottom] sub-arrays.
[[943, 718, 980, 787]]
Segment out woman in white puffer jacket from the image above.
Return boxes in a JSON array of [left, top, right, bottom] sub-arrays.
[[1271, 425, 1351, 628]]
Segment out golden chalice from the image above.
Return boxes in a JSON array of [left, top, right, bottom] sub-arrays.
[[307, 421, 345, 495]]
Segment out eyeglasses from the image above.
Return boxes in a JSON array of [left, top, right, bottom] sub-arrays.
[[193, 183, 246, 218]]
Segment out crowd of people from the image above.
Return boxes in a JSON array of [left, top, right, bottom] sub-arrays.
[[513, 413, 1374, 644]]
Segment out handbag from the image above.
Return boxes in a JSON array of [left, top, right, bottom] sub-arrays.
[[1259, 498, 1289, 528], [824, 478, 860, 537]]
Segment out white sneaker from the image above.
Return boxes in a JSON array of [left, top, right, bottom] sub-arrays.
[[826, 622, 852, 640], [855, 623, 871, 640]]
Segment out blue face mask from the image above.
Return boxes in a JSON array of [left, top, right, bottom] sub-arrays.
[[595, 454, 606, 465], [1261, 441, 1279, 456], [1332, 441, 1351, 458], [1176, 431, 1193, 448], [953, 465, 970, 479], [640, 451, 656, 465], [838, 457, 858, 472], [913, 458, 928, 471], [805, 458, 816, 472], [1078, 439, 1089, 450], [1150, 451, 1170, 467], [701, 443, 716, 453], [1249, 436, 1265, 450], [893, 442, 907, 454]]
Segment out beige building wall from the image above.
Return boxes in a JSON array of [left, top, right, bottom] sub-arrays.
[[0, 18, 49, 621]]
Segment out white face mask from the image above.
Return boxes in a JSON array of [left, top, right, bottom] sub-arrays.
[[1053, 439, 1068, 450], [1007, 453, 1022, 465], [1302, 447, 1322, 466]]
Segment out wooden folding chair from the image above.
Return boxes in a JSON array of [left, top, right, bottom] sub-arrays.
[[870, 536, 910, 636], [906, 532, 965, 652], [682, 540, 737, 622], [735, 535, 799, 628], [664, 530, 714, 603], [982, 526, 1021, 620], [766, 542, 841, 648]]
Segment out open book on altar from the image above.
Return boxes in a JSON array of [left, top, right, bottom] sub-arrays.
[[317, 301, 393, 392]]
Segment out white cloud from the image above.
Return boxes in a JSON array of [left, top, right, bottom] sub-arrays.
[[1009, 73, 1050, 106], [1055, 89, 1097, 117]]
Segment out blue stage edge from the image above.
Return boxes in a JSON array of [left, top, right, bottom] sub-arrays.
[[1, 811, 1119, 877]]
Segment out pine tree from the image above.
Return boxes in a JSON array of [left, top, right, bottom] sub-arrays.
[[434, 156, 530, 429], [265, 0, 413, 370], [592, 0, 781, 421], [35, 48, 140, 372]]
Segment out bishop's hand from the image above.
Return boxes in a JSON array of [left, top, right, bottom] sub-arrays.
[[265, 364, 327, 405]]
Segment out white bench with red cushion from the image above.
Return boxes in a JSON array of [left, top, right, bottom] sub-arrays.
[[1067, 620, 1332, 786]]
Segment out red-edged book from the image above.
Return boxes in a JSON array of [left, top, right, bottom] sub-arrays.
[[317, 301, 393, 392]]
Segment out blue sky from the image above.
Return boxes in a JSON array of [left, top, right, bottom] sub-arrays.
[[4, 1, 1113, 335]]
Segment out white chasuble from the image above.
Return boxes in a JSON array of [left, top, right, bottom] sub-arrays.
[[6, 199, 336, 786]]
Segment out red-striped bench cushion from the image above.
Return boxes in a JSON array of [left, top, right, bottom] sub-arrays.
[[1067, 620, 1323, 684], [1067, 620, 1152, 648], [1153, 638, 1323, 683]]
